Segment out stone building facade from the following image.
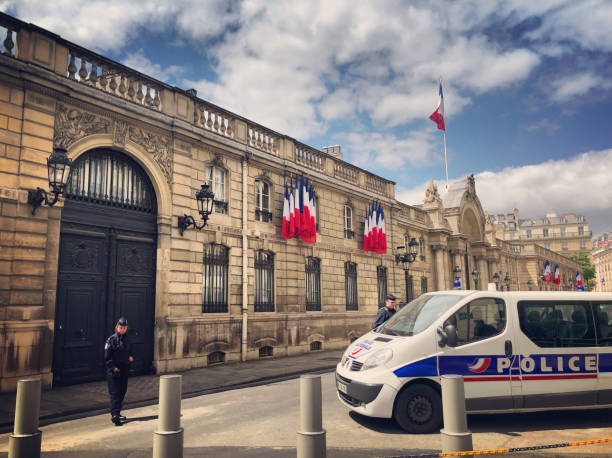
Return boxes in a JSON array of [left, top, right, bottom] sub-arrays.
[[0, 13, 582, 391], [494, 209, 592, 256]]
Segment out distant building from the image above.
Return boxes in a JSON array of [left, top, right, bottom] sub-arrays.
[[593, 230, 612, 292], [493, 210, 592, 257]]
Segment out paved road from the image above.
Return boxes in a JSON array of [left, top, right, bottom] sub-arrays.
[[1, 372, 611, 457]]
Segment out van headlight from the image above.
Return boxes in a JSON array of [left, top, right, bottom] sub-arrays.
[[362, 348, 393, 370]]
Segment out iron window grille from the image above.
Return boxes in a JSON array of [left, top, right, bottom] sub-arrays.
[[202, 244, 229, 313], [419, 238, 426, 261], [421, 277, 428, 295], [255, 180, 272, 222], [405, 272, 414, 303], [305, 257, 321, 311], [254, 250, 274, 312], [377, 266, 388, 308], [345, 261, 358, 311], [65, 149, 156, 213], [206, 165, 227, 214], [255, 209, 273, 222], [344, 205, 353, 239]]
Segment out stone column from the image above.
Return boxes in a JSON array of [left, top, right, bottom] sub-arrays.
[[432, 245, 446, 291], [477, 258, 488, 291]]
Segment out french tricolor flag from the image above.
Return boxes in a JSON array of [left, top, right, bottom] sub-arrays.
[[576, 272, 584, 291], [429, 81, 445, 131], [554, 264, 560, 285], [543, 260, 551, 282], [282, 185, 291, 239]]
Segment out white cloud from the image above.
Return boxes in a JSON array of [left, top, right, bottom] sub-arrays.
[[397, 149, 612, 234], [551, 73, 611, 102], [121, 49, 185, 83], [525, 119, 559, 134]]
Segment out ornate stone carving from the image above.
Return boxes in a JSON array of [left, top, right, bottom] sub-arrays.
[[423, 180, 441, 205], [129, 126, 173, 183], [113, 119, 129, 147], [467, 174, 476, 196], [211, 151, 226, 169], [54, 104, 111, 148]]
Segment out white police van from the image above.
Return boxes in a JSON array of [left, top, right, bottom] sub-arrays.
[[335, 290, 612, 433]]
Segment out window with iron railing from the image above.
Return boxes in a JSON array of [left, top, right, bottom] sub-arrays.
[[305, 257, 321, 311], [345, 261, 358, 311], [202, 244, 228, 313], [254, 250, 274, 312], [255, 180, 272, 222], [421, 277, 428, 295], [377, 266, 387, 308]]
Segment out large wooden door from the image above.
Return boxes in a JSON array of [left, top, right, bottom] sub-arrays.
[[53, 149, 157, 385]]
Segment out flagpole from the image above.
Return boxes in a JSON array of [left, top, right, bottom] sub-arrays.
[[443, 128, 449, 191]]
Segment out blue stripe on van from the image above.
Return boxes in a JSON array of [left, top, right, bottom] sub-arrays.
[[393, 356, 437, 378], [600, 353, 612, 373]]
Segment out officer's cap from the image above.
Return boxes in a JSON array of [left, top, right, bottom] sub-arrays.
[[386, 294, 396, 301], [116, 317, 128, 326]]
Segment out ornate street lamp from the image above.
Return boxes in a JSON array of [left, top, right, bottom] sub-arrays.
[[527, 279, 534, 291], [27, 147, 74, 215], [395, 237, 418, 270], [492, 272, 500, 291], [472, 268, 480, 290], [178, 183, 215, 236], [503, 272, 511, 291], [453, 265, 462, 289]]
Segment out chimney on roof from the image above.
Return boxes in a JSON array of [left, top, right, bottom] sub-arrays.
[[322, 145, 342, 160]]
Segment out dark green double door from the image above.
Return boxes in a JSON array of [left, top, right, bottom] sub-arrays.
[[53, 201, 156, 385]]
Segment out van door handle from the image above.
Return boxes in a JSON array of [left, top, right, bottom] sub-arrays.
[[504, 340, 513, 358]]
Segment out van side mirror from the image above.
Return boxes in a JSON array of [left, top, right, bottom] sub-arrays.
[[445, 324, 458, 347], [437, 326, 447, 347]]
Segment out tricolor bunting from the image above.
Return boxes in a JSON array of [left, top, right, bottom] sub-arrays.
[[281, 175, 316, 244], [363, 200, 387, 254]]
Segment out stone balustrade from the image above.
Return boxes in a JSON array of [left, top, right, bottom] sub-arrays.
[[247, 124, 279, 155], [295, 143, 325, 171], [66, 50, 163, 111], [1, 23, 16, 57], [334, 162, 358, 184], [195, 101, 235, 138]]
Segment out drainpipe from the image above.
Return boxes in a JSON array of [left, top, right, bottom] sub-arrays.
[[241, 158, 249, 361]]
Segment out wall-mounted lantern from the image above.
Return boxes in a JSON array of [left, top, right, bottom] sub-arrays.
[[503, 272, 511, 291], [178, 183, 215, 236], [472, 268, 480, 290], [453, 265, 462, 289], [492, 272, 500, 290], [395, 237, 418, 270], [27, 147, 74, 215]]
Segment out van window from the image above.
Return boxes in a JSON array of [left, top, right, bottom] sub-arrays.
[[444, 298, 506, 346], [518, 301, 596, 347], [594, 302, 612, 346], [379, 294, 462, 337]]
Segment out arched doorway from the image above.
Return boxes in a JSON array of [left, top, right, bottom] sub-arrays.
[[53, 148, 157, 385]]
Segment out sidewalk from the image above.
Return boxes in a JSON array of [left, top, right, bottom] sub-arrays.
[[0, 348, 344, 432]]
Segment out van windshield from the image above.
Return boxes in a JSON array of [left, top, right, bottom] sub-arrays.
[[378, 294, 463, 337]]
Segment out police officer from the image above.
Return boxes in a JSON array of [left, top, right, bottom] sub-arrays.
[[373, 293, 397, 329], [104, 317, 134, 426]]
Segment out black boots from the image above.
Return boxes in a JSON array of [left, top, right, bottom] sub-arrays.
[[111, 415, 122, 426]]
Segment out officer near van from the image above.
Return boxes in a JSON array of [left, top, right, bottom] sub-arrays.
[[104, 317, 134, 426], [373, 293, 397, 328]]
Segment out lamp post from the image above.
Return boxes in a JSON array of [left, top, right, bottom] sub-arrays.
[[503, 272, 511, 291], [471, 268, 480, 290], [453, 265, 462, 289], [27, 147, 74, 215], [492, 272, 500, 291], [395, 237, 418, 270], [178, 183, 215, 236], [527, 279, 534, 291]]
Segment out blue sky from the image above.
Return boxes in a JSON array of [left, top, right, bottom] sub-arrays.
[[4, 0, 612, 236]]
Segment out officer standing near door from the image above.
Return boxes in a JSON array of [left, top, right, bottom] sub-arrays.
[[104, 317, 134, 426]]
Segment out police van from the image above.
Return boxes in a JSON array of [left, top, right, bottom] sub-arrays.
[[335, 290, 612, 433]]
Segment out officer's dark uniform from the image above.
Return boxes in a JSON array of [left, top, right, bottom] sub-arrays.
[[104, 317, 133, 425], [373, 293, 397, 329]]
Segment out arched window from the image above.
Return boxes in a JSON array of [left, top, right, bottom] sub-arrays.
[[255, 179, 272, 222], [255, 250, 274, 312], [345, 261, 358, 311], [305, 257, 321, 311], [205, 165, 227, 214], [202, 244, 229, 313]]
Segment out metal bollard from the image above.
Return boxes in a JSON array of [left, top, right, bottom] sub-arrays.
[[153, 375, 184, 458], [297, 374, 326, 458], [440, 375, 473, 453], [8, 378, 42, 458]]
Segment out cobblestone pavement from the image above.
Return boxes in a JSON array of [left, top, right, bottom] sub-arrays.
[[0, 348, 344, 431]]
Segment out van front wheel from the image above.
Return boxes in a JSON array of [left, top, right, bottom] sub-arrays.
[[393, 384, 442, 433]]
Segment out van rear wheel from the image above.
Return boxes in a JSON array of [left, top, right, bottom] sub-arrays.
[[393, 384, 442, 433]]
